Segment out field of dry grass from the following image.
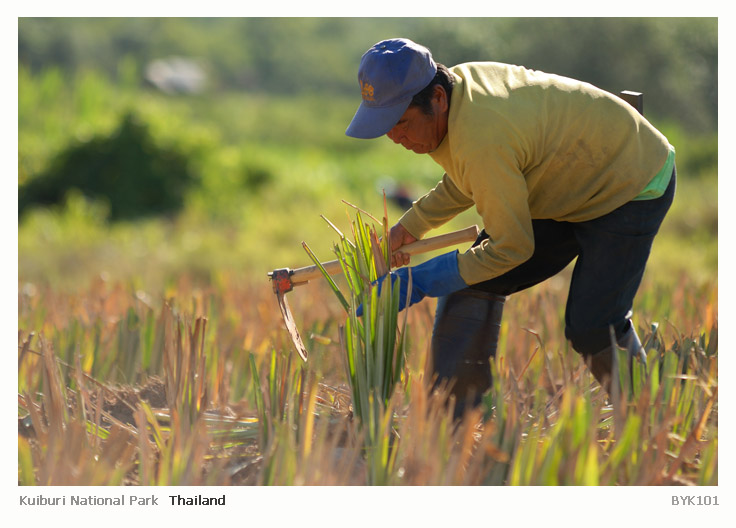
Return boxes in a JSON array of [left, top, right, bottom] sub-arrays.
[[18, 255, 718, 486]]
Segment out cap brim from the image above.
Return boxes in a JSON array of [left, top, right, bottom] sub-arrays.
[[345, 99, 411, 139]]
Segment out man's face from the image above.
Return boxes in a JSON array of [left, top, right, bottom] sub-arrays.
[[386, 85, 449, 154], [386, 106, 443, 154]]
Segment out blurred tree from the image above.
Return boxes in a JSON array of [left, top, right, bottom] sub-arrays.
[[19, 112, 196, 221], [18, 17, 717, 131]]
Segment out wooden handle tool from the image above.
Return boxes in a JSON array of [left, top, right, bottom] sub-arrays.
[[287, 224, 479, 285], [268, 224, 479, 362]]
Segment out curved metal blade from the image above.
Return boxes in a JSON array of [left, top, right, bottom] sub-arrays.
[[276, 291, 308, 362]]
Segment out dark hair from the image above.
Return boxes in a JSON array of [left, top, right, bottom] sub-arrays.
[[410, 63, 454, 115]]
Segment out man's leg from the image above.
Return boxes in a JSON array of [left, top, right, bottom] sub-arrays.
[[565, 170, 676, 391], [431, 289, 505, 417], [431, 219, 579, 417]]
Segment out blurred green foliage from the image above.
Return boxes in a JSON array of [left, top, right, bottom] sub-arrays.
[[19, 18, 717, 132], [17, 18, 717, 291], [19, 112, 196, 221]]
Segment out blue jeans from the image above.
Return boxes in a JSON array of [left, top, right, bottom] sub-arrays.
[[470, 167, 676, 357]]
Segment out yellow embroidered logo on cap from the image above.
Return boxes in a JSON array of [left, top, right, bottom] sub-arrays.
[[360, 80, 375, 101]]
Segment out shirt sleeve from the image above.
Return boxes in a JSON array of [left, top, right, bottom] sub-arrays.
[[455, 143, 535, 285], [397, 173, 475, 239]]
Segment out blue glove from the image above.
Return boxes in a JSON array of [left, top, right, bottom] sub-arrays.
[[356, 250, 467, 315]]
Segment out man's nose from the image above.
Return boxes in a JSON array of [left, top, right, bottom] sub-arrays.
[[387, 127, 402, 143]]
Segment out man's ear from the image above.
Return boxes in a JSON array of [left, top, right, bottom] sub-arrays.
[[433, 84, 448, 113]]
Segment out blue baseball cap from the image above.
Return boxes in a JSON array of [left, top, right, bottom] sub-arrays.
[[346, 38, 437, 139]]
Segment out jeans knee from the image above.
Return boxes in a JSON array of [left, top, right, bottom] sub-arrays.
[[565, 320, 630, 357]]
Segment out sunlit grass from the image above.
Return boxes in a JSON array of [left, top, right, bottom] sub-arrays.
[[18, 67, 717, 486], [18, 246, 717, 485]]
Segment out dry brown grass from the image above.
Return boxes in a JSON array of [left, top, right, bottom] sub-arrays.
[[18, 270, 717, 486]]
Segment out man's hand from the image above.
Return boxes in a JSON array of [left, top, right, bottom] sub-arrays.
[[356, 250, 468, 316], [389, 223, 418, 268]]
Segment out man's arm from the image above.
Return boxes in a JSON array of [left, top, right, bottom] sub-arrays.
[[398, 173, 474, 239], [390, 173, 474, 267], [455, 145, 535, 285]]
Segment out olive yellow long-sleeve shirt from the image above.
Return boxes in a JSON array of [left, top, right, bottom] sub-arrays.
[[398, 62, 673, 285]]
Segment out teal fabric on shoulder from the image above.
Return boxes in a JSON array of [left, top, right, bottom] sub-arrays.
[[633, 145, 676, 201]]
